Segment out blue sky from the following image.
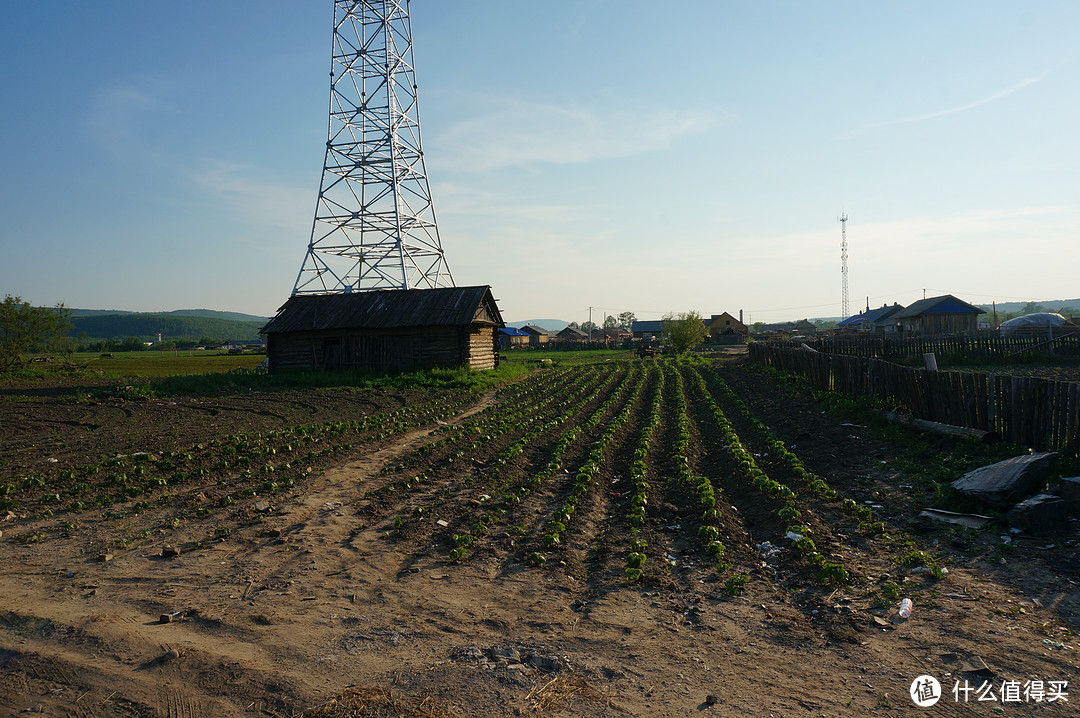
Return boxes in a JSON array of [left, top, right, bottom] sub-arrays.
[[2, 1, 1077, 324]]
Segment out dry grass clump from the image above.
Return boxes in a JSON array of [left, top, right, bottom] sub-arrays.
[[525, 675, 627, 714], [298, 686, 455, 718]]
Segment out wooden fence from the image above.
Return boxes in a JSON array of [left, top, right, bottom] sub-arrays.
[[749, 343, 1080, 456], [771, 333, 1080, 361]]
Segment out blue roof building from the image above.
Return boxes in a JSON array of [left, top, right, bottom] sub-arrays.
[[893, 295, 984, 336], [837, 303, 904, 333]]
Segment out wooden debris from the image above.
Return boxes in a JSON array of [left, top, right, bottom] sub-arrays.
[[882, 411, 999, 443]]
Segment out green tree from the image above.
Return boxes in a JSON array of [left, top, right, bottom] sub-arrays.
[[0, 295, 72, 371], [661, 311, 708, 355], [1020, 302, 1045, 315], [617, 311, 636, 332], [116, 337, 148, 352]]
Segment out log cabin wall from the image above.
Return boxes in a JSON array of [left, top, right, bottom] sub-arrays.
[[465, 326, 498, 370], [261, 286, 503, 373], [903, 314, 978, 336], [267, 324, 497, 372]]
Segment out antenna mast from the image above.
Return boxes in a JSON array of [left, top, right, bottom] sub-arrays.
[[839, 212, 849, 319], [293, 0, 454, 295]]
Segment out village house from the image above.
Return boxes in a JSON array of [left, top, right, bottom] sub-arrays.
[[497, 326, 529, 349], [260, 286, 503, 372], [555, 326, 588, 344], [706, 312, 748, 342], [892, 294, 984, 336], [630, 320, 665, 340], [757, 319, 817, 337], [836, 303, 904, 334], [518, 324, 554, 347]]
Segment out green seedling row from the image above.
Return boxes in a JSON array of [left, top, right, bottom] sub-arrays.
[[683, 366, 850, 585], [448, 364, 632, 562]]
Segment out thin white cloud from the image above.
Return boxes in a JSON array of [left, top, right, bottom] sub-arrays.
[[83, 80, 175, 159], [435, 181, 594, 225], [433, 97, 719, 172], [840, 73, 1049, 139], [190, 160, 312, 234]]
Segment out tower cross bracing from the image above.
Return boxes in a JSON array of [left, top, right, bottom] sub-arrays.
[[839, 211, 849, 319], [293, 0, 453, 295]]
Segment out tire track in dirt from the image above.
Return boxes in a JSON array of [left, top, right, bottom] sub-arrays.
[[0, 597, 305, 716]]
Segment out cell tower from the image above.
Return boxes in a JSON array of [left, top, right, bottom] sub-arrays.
[[839, 212, 849, 319], [293, 0, 454, 295]]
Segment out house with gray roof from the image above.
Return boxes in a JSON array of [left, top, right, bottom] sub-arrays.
[[260, 286, 503, 372]]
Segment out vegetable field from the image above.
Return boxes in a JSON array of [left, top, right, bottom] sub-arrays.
[[0, 355, 1076, 717]]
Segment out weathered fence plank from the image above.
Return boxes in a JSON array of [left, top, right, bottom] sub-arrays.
[[749, 342, 1079, 457]]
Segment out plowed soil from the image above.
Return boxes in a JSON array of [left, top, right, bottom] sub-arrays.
[[1, 355, 1077, 717]]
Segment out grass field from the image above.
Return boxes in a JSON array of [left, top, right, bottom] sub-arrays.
[[16, 349, 533, 397], [497, 347, 636, 365], [66, 350, 267, 377]]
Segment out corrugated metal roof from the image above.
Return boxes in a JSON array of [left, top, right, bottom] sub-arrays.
[[260, 286, 502, 334]]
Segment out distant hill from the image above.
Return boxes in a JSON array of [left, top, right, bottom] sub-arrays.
[[975, 299, 1080, 316], [68, 308, 270, 323], [505, 318, 570, 331], [68, 311, 266, 342], [68, 308, 137, 317], [166, 309, 270, 323]]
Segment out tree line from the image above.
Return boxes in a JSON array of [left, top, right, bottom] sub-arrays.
[[1, 295, 264, 370], [69, 314, 264, 343]]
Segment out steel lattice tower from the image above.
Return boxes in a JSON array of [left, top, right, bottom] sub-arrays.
[[293, 0, 454, 295], [839, 212, 849, 319]]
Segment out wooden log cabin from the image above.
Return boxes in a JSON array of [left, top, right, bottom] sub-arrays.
[[260, 286, 503, 372], [892, 294, 984, 337]]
